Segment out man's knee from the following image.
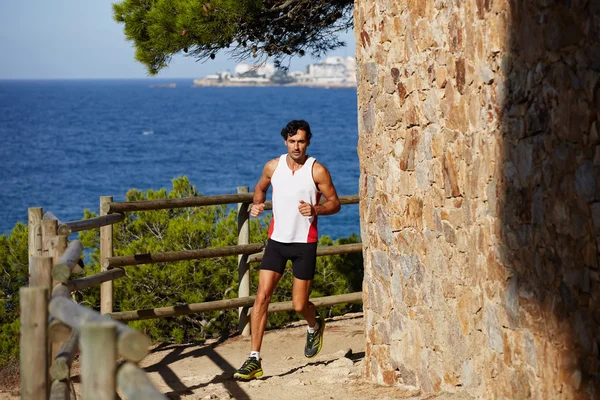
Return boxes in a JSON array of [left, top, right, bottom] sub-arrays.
[[292, 298, 308, 314], [255, 289, 272, 308]]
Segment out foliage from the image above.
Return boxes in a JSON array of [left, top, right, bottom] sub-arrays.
[[79, 176, 363, 343], [78, 176, 256, 342], [0, 176, 363, 370], [112, 0, 354, 74], [0, 223, 28, 367]]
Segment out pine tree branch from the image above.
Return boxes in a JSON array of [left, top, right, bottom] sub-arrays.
[[113, 0, 353, 74], [269, 0, 299, 12]]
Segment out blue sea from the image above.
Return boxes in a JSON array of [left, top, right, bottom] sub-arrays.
[[0, 79, 360, 240]]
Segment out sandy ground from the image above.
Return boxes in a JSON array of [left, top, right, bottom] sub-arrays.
[[1, 313, 475, 400]]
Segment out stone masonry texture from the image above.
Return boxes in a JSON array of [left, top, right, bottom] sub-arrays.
[[354, 1, 600, 398]]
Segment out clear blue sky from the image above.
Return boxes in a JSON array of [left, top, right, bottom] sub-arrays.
[[0, 1, 356, 80]]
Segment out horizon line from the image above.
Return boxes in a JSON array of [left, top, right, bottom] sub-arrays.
[[0, 77, 202, 81]]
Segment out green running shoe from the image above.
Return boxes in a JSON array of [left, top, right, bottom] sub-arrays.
[[233, 356, 263, 380], [304, 316, 325, 358]]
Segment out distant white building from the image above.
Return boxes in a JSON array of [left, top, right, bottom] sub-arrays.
[[204, 71, 231, 81], [195, 57, 357, 87], [288, 70, 311, 83], [307, 56, 356, 84], [235, 62, 275, 79], [229, 76, 270, 84], [193, 71, 232, 86]]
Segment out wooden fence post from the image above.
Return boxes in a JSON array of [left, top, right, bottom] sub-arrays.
[[20, 287, 49, 400], [42, 215, 59, 290], [42, 219, 58, 256], [30, 255, 54, 384], [81, 322, 116, 400], [100, 196, 114, 314], [237, 186, 251, 336], [28, 207, 43, 277], [30, 256, 53, 293]]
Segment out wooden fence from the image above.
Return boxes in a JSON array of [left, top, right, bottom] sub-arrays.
[[21, 189, 362, 399]]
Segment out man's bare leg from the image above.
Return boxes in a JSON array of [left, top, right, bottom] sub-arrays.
[[234, 270, 281, 381], [293, 277, 325, 358], [292, 277, 316, 327], [250, 269, 282, 352]]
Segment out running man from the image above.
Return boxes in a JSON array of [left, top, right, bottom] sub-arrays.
[[233, 120, 341, 380]]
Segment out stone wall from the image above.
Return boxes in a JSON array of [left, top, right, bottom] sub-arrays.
[[355, 1, 599, 398]]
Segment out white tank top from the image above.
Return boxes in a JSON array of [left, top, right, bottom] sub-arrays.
[[268, 154, 321, 243]]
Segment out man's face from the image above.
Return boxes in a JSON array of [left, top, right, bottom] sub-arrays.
[[285, 129, 310, 162]]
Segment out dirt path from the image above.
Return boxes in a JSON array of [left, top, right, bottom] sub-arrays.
[[1, 313, 474, 400]]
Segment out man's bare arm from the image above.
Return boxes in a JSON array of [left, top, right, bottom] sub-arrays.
[[313, 162, 341, 216], [251, 158, 278, 217]]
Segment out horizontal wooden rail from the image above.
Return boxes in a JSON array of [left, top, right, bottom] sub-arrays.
[[110, 296, 255, 322], [49, 296, 151, 363], [109, 292, 363, 323], [49, 380, 69, 400], [48, 284, 73, 343], [50, 331, 78, 381], [104, 243, 264, 269], [118, 362, 167, 400], [52, 240, 84, 283], [248, 243, 362, 263], [267, 292, 363, 312], [49, 320, 72, 344], [103, 193, 254, 214], [58, 213, 125, 235], [67, 268, 125, 292], [102, 194, 360, 214]]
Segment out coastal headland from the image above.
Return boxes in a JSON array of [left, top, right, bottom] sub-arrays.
[[191, 78, 356, 89]]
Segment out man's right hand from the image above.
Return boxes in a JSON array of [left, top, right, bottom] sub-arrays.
[[250, 203, 265, 217]]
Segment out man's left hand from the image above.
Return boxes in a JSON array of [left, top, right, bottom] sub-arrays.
[[298, 200, 316, 216]]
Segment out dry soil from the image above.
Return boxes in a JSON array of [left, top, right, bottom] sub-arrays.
[[1, 313, 475, 400]]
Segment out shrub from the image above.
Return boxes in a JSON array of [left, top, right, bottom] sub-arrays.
[[0, 176, 363, 371]]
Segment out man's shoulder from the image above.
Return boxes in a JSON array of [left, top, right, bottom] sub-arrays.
[[264, 157, 281, 174], [311, 160, 329, 173], [266, 157, 281, 167]]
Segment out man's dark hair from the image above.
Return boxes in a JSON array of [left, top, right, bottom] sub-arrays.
[[280, 120, 312, 141]]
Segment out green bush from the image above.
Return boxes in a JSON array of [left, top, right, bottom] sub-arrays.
[[0, 176, 363, 369], [0, 222, 28, 367]]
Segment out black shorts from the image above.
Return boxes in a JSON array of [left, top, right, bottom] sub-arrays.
[[260, 239, 318, 280]]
